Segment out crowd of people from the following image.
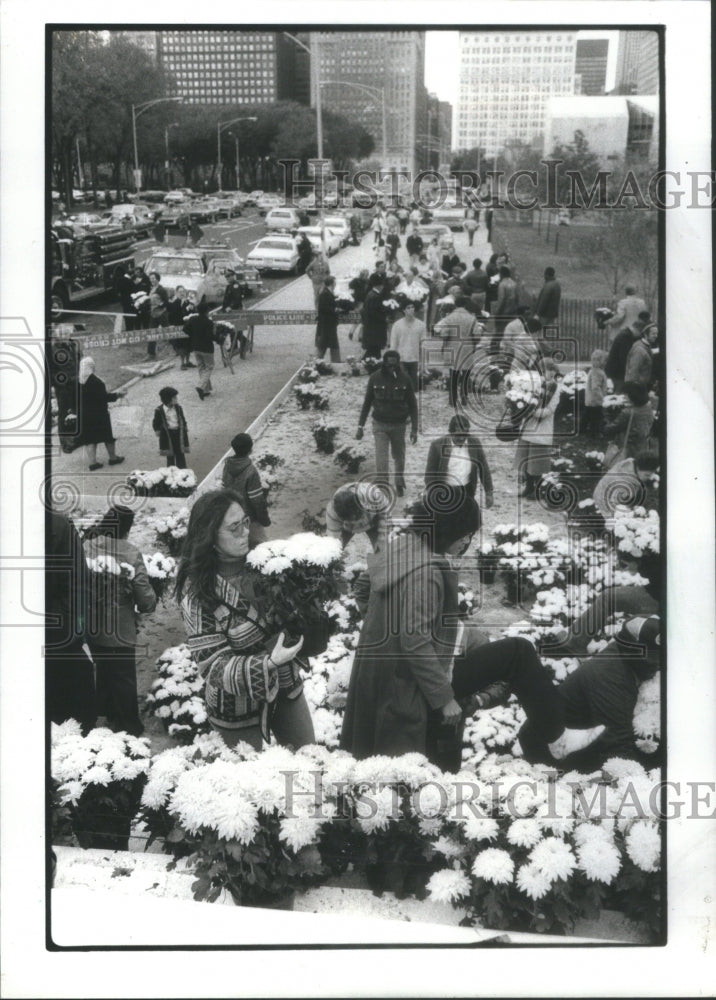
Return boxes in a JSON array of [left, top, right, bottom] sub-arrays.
[[48, 201, 662, 781]]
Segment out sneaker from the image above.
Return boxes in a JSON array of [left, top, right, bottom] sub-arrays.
[[548, 725, 606, 761], [195, 387, 205, 400], [108, 456, 125, 466]]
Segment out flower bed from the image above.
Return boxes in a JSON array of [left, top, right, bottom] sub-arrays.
[[126, 467, 197, 498]]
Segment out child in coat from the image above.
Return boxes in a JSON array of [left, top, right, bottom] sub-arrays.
[[221, 433, 271, 547], [583, 349, 608, 435], [152, 386, 190, 468]]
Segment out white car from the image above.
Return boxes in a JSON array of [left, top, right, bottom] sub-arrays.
[[246, 189, 264, 206], [256, 193, 282, 215], [265, 207, 301, 234], [164, 190, 191, 205], [296, 225, 341, 257], [322, 215, 351, 247], [246, 236, 299, 274]]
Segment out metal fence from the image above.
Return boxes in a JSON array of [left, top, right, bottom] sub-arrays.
[[542, 298, 614, 362]]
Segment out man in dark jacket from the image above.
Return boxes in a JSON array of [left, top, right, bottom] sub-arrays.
[[221, 432, 271, 546], [534, 266, 562, 330], [360, 275, 389, 359], [221, 268, 248, 359], [46, 511, 96, 733], [405, 230, 424, 264], [462, 258, 489, 310], [356, 349, 418, 496], [315, 276, 340, 361], [424, 414, 494, 522], [605, 313, 647, 393], [184, 300, 216, 400]]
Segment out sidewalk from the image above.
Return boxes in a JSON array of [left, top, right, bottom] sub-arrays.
[[49, 223, 492, 497]]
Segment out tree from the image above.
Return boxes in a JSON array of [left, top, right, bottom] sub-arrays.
[[578, 208, 659, 311], [51, 31, 104, 204], [545, 129, 603, 208]]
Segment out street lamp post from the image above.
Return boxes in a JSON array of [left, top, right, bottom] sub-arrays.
[[217, 116, 257, 193], [164, 122, 179, 187], [131, 96, 183, 193]]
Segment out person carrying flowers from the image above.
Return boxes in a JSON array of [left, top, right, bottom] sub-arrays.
[[513, 365, 561, 499], [175, 490, 315, 750]]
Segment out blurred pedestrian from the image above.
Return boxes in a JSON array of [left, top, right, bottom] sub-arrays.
[[356, 349, 418, 496], [514, 370, 560, 499], [605, 286, 648, 343], [315, 276, 341, 362], [424, 413, 494, 521], [184, 300, 215, 400], [389, 300, 425, 391], [360, 274, 389, 359], [583, 348, 608, 435], [46, 511, 96, 734], [152, 386, 190, 468], [325, 481, 392, 551], [77, 357, 126, 471], [605, 313, 648, 394], [603, 382, 655, 459], [534, 266, 562, 332], [84, 505, 157, 736], [625, 320, 657, 388], [306, 250, 331, 309]]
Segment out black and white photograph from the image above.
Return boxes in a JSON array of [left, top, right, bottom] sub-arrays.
[[0, 2, 713, 997]]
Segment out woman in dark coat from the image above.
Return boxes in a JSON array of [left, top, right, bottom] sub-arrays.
[[360, 275, 389, 359], [315, 276, 340, 362], [340, 496, 605, 771], [77, 357, 126, 471]]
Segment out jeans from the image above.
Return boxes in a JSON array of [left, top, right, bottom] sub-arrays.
[[195, 351, 214, 393], [166, 429, 186, 468], [402, 361, 419, 392], [372, 418, 407, 490]]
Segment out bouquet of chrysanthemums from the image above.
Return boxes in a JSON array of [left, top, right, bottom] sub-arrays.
[[142, 552, 178, 603]]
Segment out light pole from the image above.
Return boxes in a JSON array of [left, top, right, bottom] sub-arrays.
[[320, 79, 387, 165], [217, 116, 257, 193], [164, 122, 178, 187], [131, 96, 183, 193]]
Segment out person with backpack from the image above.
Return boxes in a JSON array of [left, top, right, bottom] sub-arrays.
[[221, 433, 271, 546]]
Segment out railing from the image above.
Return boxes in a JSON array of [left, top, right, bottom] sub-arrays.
[[544, 297, 615, 361]]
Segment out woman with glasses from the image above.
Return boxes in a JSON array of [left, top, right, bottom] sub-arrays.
[[175, 489, 315, 750]]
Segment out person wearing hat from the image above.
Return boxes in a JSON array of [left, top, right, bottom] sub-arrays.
[[518, 615, 662, 771], [340, 494, 605, 768]]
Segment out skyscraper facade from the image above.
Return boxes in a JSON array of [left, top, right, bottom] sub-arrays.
[[311, 31, 426, 173], [614, 30, 659, 95], [455, 31, 577, 157], [575, 38, 610, 95], [157, 30, 309, 105]]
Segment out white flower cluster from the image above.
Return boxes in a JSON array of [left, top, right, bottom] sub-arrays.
[[246, 532, 343, 574], [632, 674, 660, 752], [559, 370, 588, 398], [143, 552, 177, 580], [603, 393, 628, 412], [551, 457, 575, 473], [146, 645, 209, 742], [86, 554, 135, 580], [462, 703, 526, 768], [127, 467, 197, 495], [153, 507, 190, 543], [51, 720, 151, 804], [504, 369, 544, 410], [584, 451, 605, 468], [613, 507, 660, 559]]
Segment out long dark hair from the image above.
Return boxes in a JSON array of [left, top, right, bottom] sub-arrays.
[[174, 489, 246, 606]]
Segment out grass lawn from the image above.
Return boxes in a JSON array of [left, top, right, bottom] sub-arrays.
[[491, 210, 617, 301]]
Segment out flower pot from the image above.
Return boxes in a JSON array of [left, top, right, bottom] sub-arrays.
[[287, 615, 332, 659]]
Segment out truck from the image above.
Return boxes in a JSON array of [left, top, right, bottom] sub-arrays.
[[50, 225, 136, 318]]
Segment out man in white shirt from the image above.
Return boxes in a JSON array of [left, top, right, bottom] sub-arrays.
[[605, 286, 648, 343], [424, 414, 494, 524], [389, 301, 426, 391]]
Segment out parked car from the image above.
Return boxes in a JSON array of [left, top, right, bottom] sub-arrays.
[[246, 236, 300, 274], [265, 207, 301, 235], [157, 204, 191, 233], [142, 246, 263, 306], [246, 189, 264, 207], [66, 212, 119, 233], [416, 222, 454, 250], [71, 189, 88, 203], [141, 190, 170, 205], [296, 225, 341, 257], [322, 215, 351, 247], [164, 189, 192, 205], [256, 193, 282, 216], [215, 192, 242, 218], [195, 241, 264, 297], [189, 197, 222, 223], [107, 203, 155, 238]]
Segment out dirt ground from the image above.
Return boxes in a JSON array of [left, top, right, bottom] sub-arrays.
[[115, 370, 570, 752]]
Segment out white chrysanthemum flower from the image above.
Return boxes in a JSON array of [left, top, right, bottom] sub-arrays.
[[577, 838, 622, 884], [625, 820, 661, 872], [602, 758, 647, 782], [431, 836, 465, 859], [357, 785, 399, 834], [82, 765, 113, 786], [59, 779, 85, 804], [279, 815, 323, 852], [462, 814, 500, 843], [507, 818, 543, 848], [529, 836, 577, 881], [472, 847, 514, 885], [426, 868, 472, 903], [572, 821, 615, 848], [516, 862, 552, 900], [262, 555, 293, 575]]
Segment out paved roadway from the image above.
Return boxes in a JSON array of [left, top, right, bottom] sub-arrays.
[[50, 220, 492, 499]]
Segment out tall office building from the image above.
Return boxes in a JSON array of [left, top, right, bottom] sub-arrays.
[[157, 30, 309, 105], [575, 38, 610, 95], [455, 31, 577, 157], [113, 30, 159, 61], [311, 31, 426, 173], [614, 30, 659, 95], [426, 93, 452, 169]]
